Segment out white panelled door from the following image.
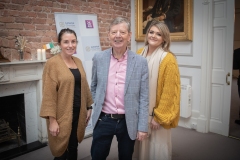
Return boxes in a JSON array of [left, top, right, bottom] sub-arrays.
[[210, 0, 234, 136]]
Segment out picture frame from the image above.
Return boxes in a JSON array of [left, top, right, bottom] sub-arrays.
[[135, 0, 193, 42]]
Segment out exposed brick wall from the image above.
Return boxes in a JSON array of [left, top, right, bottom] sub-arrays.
[[0, 0, 131, 61]]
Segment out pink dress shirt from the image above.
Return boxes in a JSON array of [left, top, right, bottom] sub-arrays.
[[102, 50, 128, 114]]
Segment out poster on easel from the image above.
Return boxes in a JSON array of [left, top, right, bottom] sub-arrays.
[[54, 12, 101, 137]]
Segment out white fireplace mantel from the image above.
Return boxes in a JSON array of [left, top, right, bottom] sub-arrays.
[[0, 60, 46, 65], [0, 60, 48, 144], [0, 60, 46, 84]]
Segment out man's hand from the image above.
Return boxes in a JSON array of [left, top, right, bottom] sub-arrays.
[[136, 131, 148, 141], [150, 118, 160, 130]]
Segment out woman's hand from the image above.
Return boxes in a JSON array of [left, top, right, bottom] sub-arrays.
[[85, 109, 92, 127], [150, 118, 160, 130], [49, 116, 59, 136]]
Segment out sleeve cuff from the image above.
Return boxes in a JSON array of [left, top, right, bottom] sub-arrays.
[[87, 106, 93, 110]]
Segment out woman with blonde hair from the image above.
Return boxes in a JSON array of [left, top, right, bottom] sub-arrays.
[[137, 21, 181, 160]]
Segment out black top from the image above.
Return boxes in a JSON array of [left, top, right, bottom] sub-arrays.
[[70, 68, 81, 108]]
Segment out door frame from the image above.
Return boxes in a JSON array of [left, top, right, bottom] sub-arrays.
[[197, 0, 213, 134], [198, 0, 235, 136]]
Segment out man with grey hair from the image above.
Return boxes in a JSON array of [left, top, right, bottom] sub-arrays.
[[90, 17, 149, 160]]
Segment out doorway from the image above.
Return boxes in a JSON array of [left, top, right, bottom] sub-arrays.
[[229, 74, 240, 139], [229, 0, 240, 139]]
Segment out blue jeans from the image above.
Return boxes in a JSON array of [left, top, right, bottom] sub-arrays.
[[91, 114, 135, 160]]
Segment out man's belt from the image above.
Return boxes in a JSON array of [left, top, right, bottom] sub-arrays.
[[101, 112, 125, 119]]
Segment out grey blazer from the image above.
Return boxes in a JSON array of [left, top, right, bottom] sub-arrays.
[[91, 48, 149, 140]]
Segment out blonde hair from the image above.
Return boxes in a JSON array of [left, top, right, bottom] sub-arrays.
[[144, 21, 171, 53]]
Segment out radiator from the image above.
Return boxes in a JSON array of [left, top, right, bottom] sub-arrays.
[[180, 85, 192, 118]]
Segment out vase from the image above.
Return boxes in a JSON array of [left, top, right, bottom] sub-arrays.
[[19, 50, 24, 61]]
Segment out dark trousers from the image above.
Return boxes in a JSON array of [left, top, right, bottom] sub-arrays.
[[91, 114, 135, 160], [54, 107, 80, 160]]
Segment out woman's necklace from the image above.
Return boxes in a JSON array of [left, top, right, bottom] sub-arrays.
[[146, 53, 153, 63], [67, 60, 77, 69], [62, 57, 77, 69], [146, 47, 157, 61]]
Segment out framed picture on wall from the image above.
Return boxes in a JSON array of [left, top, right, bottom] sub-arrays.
[[135, 0, 193, 41]]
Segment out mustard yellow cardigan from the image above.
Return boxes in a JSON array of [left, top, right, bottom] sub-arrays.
[[137, 48, 181, 129]]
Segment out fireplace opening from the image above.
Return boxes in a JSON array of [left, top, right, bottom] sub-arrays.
[[0, 94, 26, 153]]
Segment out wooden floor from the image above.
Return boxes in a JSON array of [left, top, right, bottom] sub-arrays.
[[11, 126, 240, 160]]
